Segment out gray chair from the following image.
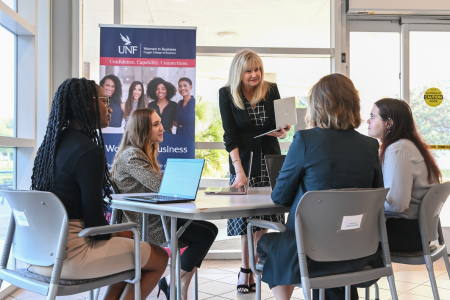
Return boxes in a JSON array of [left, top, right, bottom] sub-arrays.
[[247, 188, 399, 300], [384, 182, 450, 300], [109, 181, 198, 300], [0, 189, 142, 300]]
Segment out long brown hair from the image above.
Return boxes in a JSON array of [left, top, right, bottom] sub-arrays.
[[375, 98, 441, 183], [124, 81, 146, 118], [306, 73, 362, 130], [111, 108, 161, 177]]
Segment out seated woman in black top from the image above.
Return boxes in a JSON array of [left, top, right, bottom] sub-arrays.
[[257, 74, 384, 300], [147, 77, 178, 134], [30, 78, 168, 300]]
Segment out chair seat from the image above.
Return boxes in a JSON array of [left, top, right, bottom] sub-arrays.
[[15, 269, 119, 286], [390, 245, 437, 257], [0, 268, 135, 296], [391, 245, 447, 265]]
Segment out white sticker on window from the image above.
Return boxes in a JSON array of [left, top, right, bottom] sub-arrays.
[[341, 214, 363, 230], [13, 210, 29, 227]]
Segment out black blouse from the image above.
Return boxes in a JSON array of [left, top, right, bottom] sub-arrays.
[[218, 83, 282, 177], [148, 100, 177, 133], [53, 129, 110, 240]]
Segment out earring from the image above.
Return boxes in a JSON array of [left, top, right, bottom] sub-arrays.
[[384, 125, 391, 137]]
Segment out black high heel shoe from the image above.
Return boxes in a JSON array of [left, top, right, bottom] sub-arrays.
[[237, 267, 252, 294], [157, 277, 170, 299]]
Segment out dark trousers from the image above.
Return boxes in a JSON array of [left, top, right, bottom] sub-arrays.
[[178, 219, 218, 272], [257, 233, 358, 300], [385, 218, 423, 252]]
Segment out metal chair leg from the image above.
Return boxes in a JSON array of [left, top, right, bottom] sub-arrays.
[[319, 288, 325, 300], [374, 282, 379, 300], [442, 248, 450, 280], [177, 249, 181, 300], [425, 255, 440, 300], [301, 279, 312, 300], [365, 286, 370, 300], [94, 288, 100, 300], [345, 285, 351, 300], [387, 275, 399, 300], [194, 269, 198, 300], [255, 274, 262, 300]]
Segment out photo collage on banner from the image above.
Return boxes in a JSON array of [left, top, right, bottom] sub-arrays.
[[99, 25, 196, 172]]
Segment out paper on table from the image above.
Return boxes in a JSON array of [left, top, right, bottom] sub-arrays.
[[340, 214, 363, 230]]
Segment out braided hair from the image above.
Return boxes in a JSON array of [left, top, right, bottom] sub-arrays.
[[31, 78, 113, 211]]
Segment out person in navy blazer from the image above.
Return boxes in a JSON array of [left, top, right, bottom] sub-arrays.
[[175, 77, 195, 141], [257, 74, 384, 300]]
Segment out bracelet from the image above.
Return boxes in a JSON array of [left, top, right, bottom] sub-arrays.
[[232, 158, 241, 164]]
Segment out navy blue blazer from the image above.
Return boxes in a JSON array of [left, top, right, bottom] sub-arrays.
[[175, 96, 195, 141], [262, 128, 384, 286], [218, 83, 281, 177]]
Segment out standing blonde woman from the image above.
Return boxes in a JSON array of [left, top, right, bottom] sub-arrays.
[[111, 108, 218, 300], [218, 49, 291, 294]]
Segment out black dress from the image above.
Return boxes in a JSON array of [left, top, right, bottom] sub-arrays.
[[148, 100, 177, 134], [218, 84, 284, 236]]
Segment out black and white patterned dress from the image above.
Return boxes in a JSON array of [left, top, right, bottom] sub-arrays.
[[227, 101, 285, 236]]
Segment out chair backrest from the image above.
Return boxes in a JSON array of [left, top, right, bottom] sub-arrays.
[[295, 188, 389, 262], [419, 182, 450, 242], [1, 189, 69, 267]]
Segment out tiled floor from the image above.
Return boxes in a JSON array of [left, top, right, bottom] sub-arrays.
[[5, 259, 450, 300]]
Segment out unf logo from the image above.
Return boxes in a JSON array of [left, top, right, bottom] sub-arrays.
[[119, 33, 138, 54]]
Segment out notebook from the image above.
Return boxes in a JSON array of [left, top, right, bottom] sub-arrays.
[[123, 158, 205, 204]]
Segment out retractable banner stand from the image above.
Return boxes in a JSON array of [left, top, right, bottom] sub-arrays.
[[99, 25, 196, 172]]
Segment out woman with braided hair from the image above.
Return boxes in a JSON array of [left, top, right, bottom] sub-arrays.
[[30, 78, 168, 300]]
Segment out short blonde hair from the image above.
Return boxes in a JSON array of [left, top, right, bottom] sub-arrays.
[[306, 74, 362, 130], [226, 49, 271, 110]]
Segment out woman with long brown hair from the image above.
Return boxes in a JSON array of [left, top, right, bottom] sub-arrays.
[[111, 108, 218, 300], [367, 98, 441, 252], [122, 81, 147, 127]]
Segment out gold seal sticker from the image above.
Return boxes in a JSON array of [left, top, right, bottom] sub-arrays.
[[424, 88, 443, 107]]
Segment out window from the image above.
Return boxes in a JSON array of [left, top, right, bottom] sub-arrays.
[[409, 31, 450, 183], [2, 0, 16, 11], [196, 55, 330, 178], [349, 31, 401, 135], [82, 0, 114, 81], [0, 25, 16, 137]]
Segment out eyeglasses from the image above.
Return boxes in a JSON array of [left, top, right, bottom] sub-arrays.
[[97, 96, 111, 108]]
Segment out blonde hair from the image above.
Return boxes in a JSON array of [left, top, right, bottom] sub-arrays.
[[306, 73, 362, 130], [226, 49, 271, 110], [111, 108, 161, 178]]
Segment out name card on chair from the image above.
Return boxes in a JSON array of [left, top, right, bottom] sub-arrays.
[[13, 210, 29, 227], [341, 214, 363, 230]]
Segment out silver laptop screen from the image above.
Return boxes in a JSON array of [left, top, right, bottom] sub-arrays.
[[159, 159, 204, 198]]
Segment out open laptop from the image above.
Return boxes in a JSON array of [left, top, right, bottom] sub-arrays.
[[204, 152, 253, 195], [254, 97, 297, 138], [265, 155, 286, 190], [123, 158, 205, 204]]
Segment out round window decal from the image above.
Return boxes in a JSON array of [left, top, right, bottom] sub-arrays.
[[424, 87, 443, 107]]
